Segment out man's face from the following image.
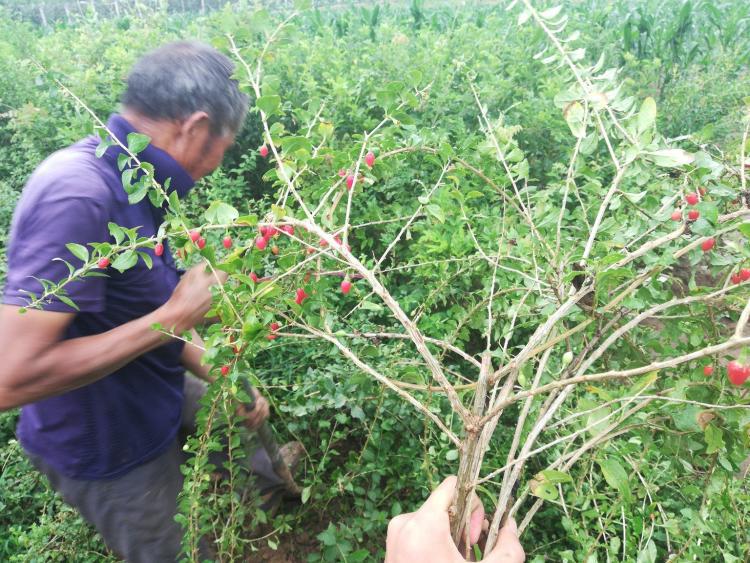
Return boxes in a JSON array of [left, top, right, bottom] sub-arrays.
[[179, 125, 235, 181]]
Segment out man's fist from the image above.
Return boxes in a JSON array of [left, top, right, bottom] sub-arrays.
[[161, 264, 228, 334]]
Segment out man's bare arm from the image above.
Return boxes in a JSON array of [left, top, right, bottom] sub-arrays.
[[0, 265, 226, 411]]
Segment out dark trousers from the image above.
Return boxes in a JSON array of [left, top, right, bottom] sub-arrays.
[[24, 374, 283, 562]]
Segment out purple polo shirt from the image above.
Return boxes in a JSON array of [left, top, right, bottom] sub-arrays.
[[3, 114, 194, 480]]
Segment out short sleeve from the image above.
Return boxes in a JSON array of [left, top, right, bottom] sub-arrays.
[[3, 196, 110, 313]]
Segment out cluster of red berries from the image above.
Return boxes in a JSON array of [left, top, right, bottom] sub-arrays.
[[670, 190, 702, 222], [267, 321, 280, 340], [704, 363, 749, 386], [730, 268, 750, 285], [338, 151, 376, 191], [727, 361, 750, 386]]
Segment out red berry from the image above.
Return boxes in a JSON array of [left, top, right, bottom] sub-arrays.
[[701, 237, 715, 252], [255, 236, 268, 251], [197, 237, 206, 250], [687, 210, 699, 221], [319, 238, 328, 248], [346, 175, 355, 190], [295, 288, 308, 305], [250, 272, 259, 283], [341, 280, 352, 294], [307, 247, 315, 255], [154, 243, 164, 256], [703, 365, 714, 376], [685, 193, 699, 205], [97, 257, 110, 269], [365, 151, 375, 168], [282, 225, 294, 236], [220, 365, 230, 376], [671, 210, 682, 221], [338, 168, 347, 177], [189, 230, 200, 242], [267, 333, 277, 340], [271, 245, 279, 255], [270, 322, 280, 332], [223, 236, 232, 249], [740, 268, 750, 281], [732, 274, 742, 285], [259, 145, 269, 158], [727, 361, 749, 385]]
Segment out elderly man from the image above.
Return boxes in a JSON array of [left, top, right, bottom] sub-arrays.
[[0, 41, 298, 561]]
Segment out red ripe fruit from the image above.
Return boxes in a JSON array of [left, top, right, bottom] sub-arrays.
[[732, 274, 742, 285], [701, 237, 715, 252], [189, 230, 201, 242], [365, 151, 375, 168], [306, 247, 315, 255], [670, 210, 682, 222], [282, 225, 294, 236], [154, 243, 164, 256], [346, 175, 355, 190], [338, 168, 347, 177], [97, 257, 110, 269], [341, 280, 352, 294], [703, 365, 714, 376], [295, 288, 308, 305], [740, 268, 750, 281], [197, 237, 206, 250], [270, 322, 280, 332], [250, 272, 259, 283], [220, 365, 230, 376], [685, 193, 699, 205], [271, 245, 279, 255], [255, 236, 268, 251], [223, 236, 232, 249], [687, 210, 699, 221], [727, 361, 749, 385], [267, 334, 277, 340], [259, 145, 269, 158]]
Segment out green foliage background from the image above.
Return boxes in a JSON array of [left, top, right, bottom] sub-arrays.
[[0, 1, 749, 561]]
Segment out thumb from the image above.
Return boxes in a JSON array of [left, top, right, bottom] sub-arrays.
[[483, 518, 525, 562], [418, 476, 458, 513]]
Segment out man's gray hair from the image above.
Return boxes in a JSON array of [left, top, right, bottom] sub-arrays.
[[121, 41, 248, 136]]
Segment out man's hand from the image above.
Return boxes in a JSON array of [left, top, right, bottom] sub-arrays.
[[160, 264, 228, 334], [385, 476, 525, 563], [236, 387, 270, 431]]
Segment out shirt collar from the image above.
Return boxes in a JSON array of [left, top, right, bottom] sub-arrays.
[[102, 113, 195, 199]]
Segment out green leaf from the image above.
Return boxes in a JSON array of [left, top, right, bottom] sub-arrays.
[[95, 137, 113, 158], [256, 95, 281, 116], [127, 132, 150, 155], [111, 250, 138, 273], [108, 223, 125, 245], [65, 243, 89, 263], [426, 204, 446, 223], [204, 201, 239, 224], [57, 295, 80, 311], [445, 449, 459, 461], [301, 486, 312, 504], [138, 252, 153, 270], [637, 97, 656, 135], [704, 423, 724, 454], [646, 149, 694, 168], [598, 458, 630, 500], [539, 470, 573, 484], [530, 478, 558, 500]]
